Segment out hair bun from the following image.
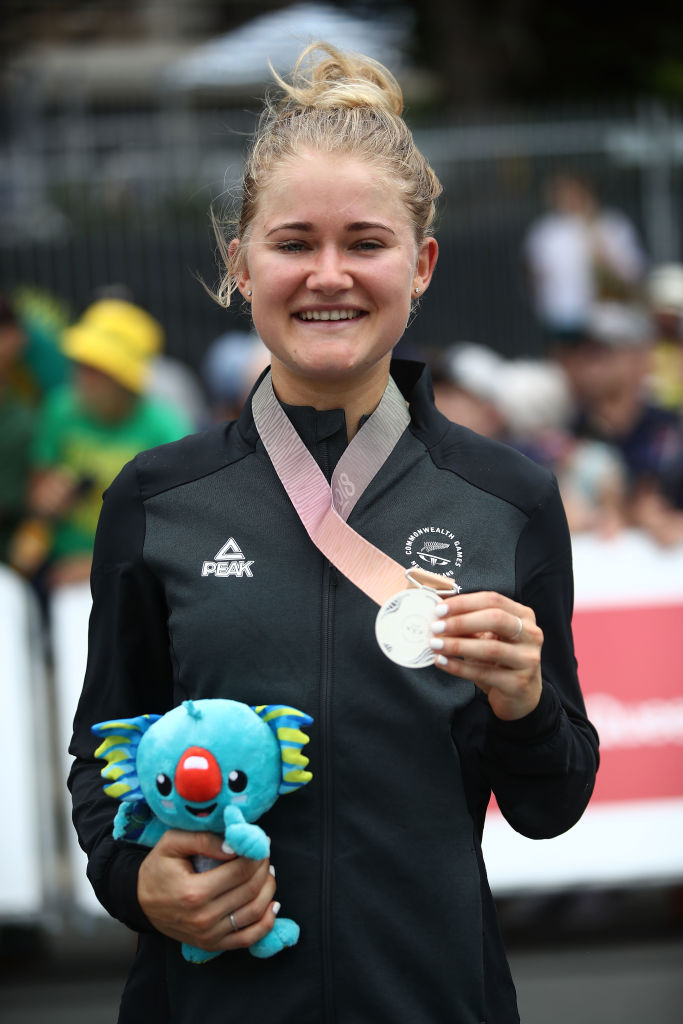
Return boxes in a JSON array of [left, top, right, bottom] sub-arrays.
[[271, 41, 403, 117]]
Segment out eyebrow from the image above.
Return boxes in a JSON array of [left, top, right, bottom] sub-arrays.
[[265, 220, 396, 237]]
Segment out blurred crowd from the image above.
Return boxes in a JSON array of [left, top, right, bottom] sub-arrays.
[[1, 169, 682, 623], [431, 173, 683, 548]]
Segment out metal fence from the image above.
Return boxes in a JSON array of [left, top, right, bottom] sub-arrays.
[[1, 93, 682, 368]]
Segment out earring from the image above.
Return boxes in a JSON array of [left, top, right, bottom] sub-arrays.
[[414, 287, 420, 295], [246, 290, 252, 297]]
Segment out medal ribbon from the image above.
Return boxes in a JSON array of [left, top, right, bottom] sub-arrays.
[[252, 372, 454, 607]]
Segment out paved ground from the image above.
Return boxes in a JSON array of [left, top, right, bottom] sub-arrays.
[[512, 940, 683, 1024], [2, 889, 682, 1023], [3, 939, 682, 1024]]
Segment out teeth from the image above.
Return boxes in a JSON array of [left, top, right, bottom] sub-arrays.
[[298, 309, 362, 321]]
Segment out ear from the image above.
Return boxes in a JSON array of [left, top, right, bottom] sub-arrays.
[[251, 704, 313, 794], [92, 714, 161, 801], [228, 237, 252, 300], [413, 236, 439, 296]]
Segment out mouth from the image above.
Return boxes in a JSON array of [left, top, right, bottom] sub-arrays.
[[295, 309, 366, 322], [186, 803, 217, 818]]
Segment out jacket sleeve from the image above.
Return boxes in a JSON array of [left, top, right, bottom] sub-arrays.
[[67, 457, 174, 931], [483, 476, 600, 839]]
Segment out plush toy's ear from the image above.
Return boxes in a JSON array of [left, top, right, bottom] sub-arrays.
[[252, 705, 313, 795], [91, 714, 161, 801]]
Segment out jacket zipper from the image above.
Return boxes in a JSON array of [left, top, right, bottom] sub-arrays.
[[320, 558, 337, 1022], [320, 436, 337, 1022]]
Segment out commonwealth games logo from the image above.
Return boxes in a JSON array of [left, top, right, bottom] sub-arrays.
[[404, 526, 462, 579]]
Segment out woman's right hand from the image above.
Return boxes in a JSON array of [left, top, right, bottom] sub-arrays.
[[137, 829, 279, 954]]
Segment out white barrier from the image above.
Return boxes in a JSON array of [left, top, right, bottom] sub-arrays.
[[0, 566, 56, 920], [571, 528, 683, 607], [49, 579, 104, 915]]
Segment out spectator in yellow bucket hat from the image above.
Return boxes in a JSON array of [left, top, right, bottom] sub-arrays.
[[62, 298, 164, 393]]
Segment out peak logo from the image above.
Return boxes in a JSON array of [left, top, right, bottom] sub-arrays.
[[201, 538, 254, 578], [404, 525, 462, 580]]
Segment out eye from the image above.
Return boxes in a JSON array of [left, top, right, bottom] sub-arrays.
[[275, 240, 307, 253], [228, 770, 248, 793], [353, 240, 383, 251], [156, 773, 172, 796]]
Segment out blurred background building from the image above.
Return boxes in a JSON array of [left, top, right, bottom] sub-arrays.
[[1, 3, 682, 1022], [1, 0, 682, 366]]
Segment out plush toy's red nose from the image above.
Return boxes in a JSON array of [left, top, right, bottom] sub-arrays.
[[174, 746, 222, 802]]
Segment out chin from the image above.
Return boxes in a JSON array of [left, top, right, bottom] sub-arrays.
[[301, 347, 389, 377]]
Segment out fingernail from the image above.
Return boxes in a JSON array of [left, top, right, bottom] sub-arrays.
[[431, 619, 446, 634], [430, 637, 444, 650], [436, 655, 448, 666], [435, 603, 449, 617], [221, 842, 235, 855], [272, 901, 281, 916], [269, 865, 276, 877]]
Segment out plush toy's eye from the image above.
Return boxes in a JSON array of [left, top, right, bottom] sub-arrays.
[[156, 773, 173, 796], [228, 770, 247, 793]]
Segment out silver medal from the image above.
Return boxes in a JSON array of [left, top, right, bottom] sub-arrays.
[[375, 587, 441, 668]]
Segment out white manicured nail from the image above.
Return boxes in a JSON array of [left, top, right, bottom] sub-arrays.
[[221, 842, 235, 855], [430, 637, 444, 650], [272, 901, 281, 916], [435, 603, 449, 617], [436, 655, 448, 666], [269, 865, 276, 877], [432, 619, 446, 634]]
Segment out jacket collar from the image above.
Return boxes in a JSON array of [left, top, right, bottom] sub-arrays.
[[237, 358, 449, 454]]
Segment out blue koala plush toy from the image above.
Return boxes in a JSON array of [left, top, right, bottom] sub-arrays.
[[92, 699, 313, 964]]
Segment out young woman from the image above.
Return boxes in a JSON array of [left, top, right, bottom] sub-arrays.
[[69, 43, 599, 1024]]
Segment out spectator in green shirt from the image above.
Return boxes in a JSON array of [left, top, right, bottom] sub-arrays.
[[20, 298, 193, 589]]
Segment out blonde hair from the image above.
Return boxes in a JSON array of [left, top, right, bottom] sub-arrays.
[[213, 41, 442, 307]]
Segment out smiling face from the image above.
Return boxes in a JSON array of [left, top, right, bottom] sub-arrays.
[[232, 150, 437, 404]]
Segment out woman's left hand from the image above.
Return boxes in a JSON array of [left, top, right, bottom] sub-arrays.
[[430, 591, 543, 721]]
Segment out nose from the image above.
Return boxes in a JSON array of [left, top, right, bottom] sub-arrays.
[[306, 245, 353, 294], [174, 746, 222, 802]]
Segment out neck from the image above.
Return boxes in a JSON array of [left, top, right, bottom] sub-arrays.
[[270, 360, 392, 441]]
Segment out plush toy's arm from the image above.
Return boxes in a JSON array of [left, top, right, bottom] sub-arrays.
[[113, 799, 167, 847], [223, 805, 271, 860]]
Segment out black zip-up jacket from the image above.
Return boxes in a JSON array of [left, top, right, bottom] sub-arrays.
[[69, 359, 599, 1024]]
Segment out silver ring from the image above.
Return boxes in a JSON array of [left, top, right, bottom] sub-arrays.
[[229, 912, 239, 932], [511, 616, 523, 640]]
